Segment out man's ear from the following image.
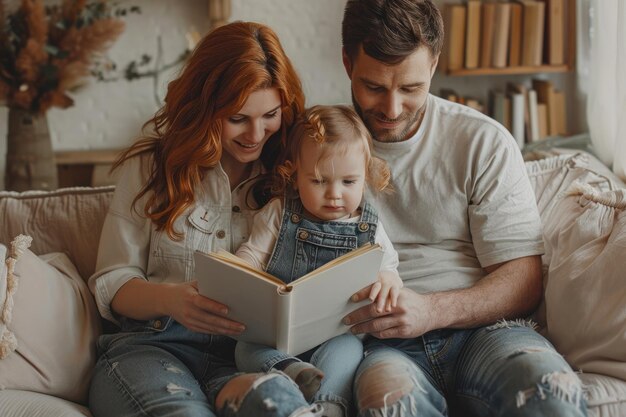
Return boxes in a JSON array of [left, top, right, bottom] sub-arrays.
[[342, 48, 353, 79]]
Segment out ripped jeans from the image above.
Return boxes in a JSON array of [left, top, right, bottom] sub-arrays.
[[354, 320, 587, 417], [236, 333, 363, 416], [89, 317, 321, 417]]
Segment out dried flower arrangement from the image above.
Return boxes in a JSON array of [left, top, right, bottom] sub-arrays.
[[0, 0, 129, 114]]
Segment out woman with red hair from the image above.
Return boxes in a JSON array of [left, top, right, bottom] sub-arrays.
[[88, 21, 318, 417]]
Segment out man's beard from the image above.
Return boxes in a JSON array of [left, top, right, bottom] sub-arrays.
[[352, 92, 421, 143]]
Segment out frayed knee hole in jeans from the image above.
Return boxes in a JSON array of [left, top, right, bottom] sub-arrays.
[[356, 360, 419, 410]]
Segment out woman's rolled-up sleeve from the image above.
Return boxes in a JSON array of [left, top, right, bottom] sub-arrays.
[[88, 156, 153, 324]]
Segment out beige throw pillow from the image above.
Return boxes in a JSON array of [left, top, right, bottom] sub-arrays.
[[524, 152, 616, 328], [0, 186, 115, 280], [543, 183, 626, 381], [0, 235, 101, 405]]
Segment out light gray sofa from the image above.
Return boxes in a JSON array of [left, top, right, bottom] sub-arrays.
[[0, 151, 625, 417]]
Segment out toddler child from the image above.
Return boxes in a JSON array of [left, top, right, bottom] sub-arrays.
[[235, 105, 402, 416]]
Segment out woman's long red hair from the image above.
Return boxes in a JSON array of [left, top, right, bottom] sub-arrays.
[[114, 21, 305, 239]]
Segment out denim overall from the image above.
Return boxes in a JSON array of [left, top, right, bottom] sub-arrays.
[[266, 195, 378, 282], [235, 195, 380, 417]]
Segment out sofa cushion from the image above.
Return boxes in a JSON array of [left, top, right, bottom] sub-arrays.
[[0, 389, 92, 417], [525, 152, 619, 266], [0, 186, 115, 280], [541, 183, 626, 381], [524, 152, 616, 329], [580, 373, 626, 417], [0, 236, 101, 405]]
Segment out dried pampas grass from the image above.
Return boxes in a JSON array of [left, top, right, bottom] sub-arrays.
[[55, 17, 124, 91], [0, 0, 125, 113]]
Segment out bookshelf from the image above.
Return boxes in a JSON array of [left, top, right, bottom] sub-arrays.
[[436, 0, 579, 146], [447, 64, 569, 76], [439, 0, 576, 76]]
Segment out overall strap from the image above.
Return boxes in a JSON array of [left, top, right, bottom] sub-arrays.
[[356, 201, 379, 246], [283, 190, 304, 215], [359, 201, 379, 225]]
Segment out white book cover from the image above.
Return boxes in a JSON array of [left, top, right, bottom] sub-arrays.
[[194, 243, 384, 355]]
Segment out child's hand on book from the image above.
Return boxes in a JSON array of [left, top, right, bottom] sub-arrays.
[[367, 270, 403, 313]]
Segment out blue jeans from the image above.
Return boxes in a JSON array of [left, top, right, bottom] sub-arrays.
[[354, 320, 587, 417], [236, 334, 363, 417], [89, 316, 321, 417]]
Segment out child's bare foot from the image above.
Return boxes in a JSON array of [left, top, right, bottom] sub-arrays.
[[283, 362, 324, 401]]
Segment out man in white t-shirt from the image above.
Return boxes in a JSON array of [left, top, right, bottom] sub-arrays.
[[341, 1, 587, 416]]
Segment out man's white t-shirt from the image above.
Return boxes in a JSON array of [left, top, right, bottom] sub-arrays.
[[364, 94, 544, 293]]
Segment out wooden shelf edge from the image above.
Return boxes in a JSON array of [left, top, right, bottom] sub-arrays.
[[55, 149, 123, 165], [446, 64, 572, 77]]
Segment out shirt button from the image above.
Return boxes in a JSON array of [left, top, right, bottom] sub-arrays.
[[298, 230, 309, 240], [216, 230, 226, 239], [358, 222, 370, 232], [153, 320, 162, 329], [232, 205, 241, 213], [291, 214, 301, 223]]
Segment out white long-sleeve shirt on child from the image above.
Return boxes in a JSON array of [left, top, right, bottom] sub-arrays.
[[236, 198, 399, 274]]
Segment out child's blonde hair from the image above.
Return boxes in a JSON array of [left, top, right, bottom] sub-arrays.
[[273, 105, 391, 195]]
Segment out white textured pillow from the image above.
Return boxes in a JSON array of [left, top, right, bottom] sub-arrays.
[[524, 152, 615, 329], [543, 184, 626, 381], [0, 235, 101, 405]]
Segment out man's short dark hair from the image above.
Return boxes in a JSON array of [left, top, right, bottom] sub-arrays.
[[342, 0, 444, 64]]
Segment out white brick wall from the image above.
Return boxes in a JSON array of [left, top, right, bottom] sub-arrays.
[[0, 0, 584, 189], [0, 0, 351, 188]]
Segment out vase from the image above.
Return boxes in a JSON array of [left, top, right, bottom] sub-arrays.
[[5, 107, 58, 191]]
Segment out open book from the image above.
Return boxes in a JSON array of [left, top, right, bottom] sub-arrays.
[[194, 243, 384, 355]]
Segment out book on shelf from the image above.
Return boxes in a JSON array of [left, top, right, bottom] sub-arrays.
[[520, 0, 546, 66], [538, 0, 565, 65], [537, 102, 549, 139], [194, 243, 384, 356], [491, 2, 512, 68], [491, 90, 508, 126], [527, 89, 541, 142], [532, 78, 558, 136], [479, 1, 496, 68], [507, 82, 531, 145], [465, 97, 485, 113], [441, 3, 467, 71], [508, 90, 526, 148], [439, 89, 484, 112], [503, 95, 512, 131], [508, 2, 523, 66], [440, 88, 461, 103], [465, 0, 482, 69], [553, 90, 567, 135]]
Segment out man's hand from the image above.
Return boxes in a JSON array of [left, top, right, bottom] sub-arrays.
[[345, 287, 434, 339], [344, 256, 543, 339]]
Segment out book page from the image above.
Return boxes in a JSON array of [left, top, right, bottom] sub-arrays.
[[293, 243, 376, 283], [283, 245, 384, 355], [211, 250, 284, 286], [194, 251, 283, 347]]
